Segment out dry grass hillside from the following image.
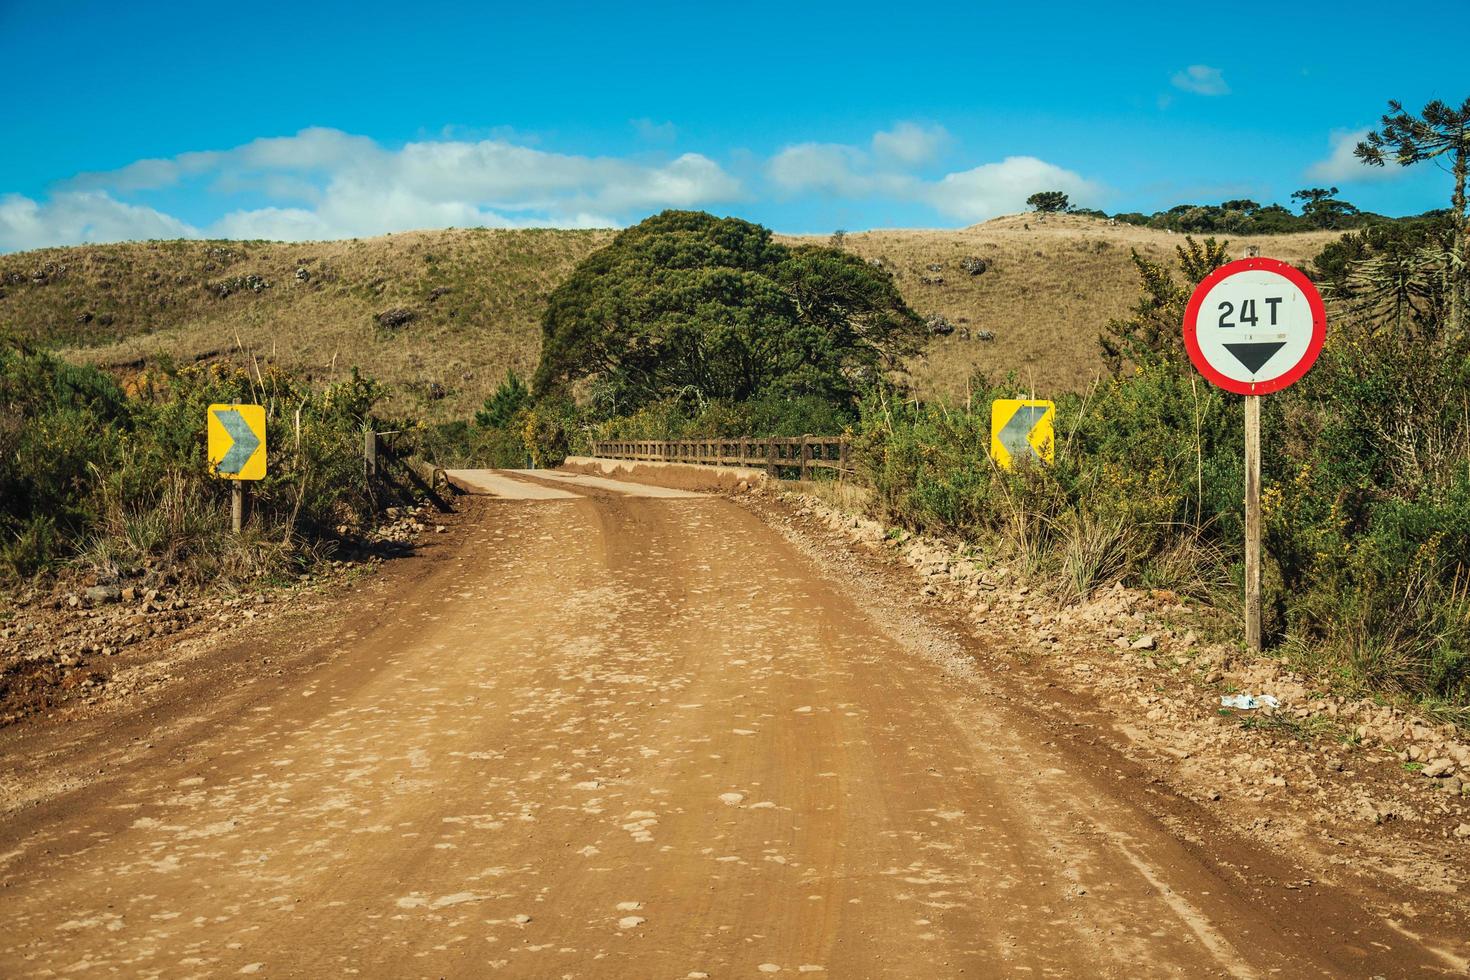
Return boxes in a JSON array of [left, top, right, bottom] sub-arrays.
[[0, 229, 611, 419], [789, 214, 1340, 401], [0, 215, 1341, 418]]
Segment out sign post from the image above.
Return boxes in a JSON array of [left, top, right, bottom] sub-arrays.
[[1244, 394, 1261, 650], [231, 482, 244, 534], [1183, 257, 1325, 652], [207, 403, 267, 533]]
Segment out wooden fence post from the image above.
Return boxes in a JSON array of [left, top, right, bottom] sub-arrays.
[[364, 429, 378, 480], [800, 434, 811, 481]]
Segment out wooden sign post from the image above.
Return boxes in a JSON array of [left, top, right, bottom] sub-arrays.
[[1183, 258, 1326, 653], [1243, 394, 1261, 651], [207, 403, 268, 534], [231, 482, 245, 534]]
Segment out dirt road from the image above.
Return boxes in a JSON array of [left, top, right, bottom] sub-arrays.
[[0, 473, 1461, 977]]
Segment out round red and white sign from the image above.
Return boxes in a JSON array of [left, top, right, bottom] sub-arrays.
[[1183, 257, 1326, 395]]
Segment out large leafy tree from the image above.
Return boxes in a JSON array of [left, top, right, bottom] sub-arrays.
[[532, 210, 925, 412], [1356, 98, 1470, 332]]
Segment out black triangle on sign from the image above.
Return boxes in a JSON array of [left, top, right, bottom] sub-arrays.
[[1223, 341, 1286, 374]]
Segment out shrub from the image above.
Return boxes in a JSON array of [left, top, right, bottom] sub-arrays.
[[0, 342, 398, 586], [848, 241, 1470, 710]]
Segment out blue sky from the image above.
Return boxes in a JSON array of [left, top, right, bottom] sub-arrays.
[[0, 0, 1463, 251]]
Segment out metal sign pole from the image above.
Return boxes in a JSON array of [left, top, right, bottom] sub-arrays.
[[1244, 394, 1262, 653]]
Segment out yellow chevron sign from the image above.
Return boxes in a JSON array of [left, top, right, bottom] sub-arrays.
[[990, 399, 1055, 470], [207, 403, 267, 480]]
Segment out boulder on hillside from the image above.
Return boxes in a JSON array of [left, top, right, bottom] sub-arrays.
[[375, 307, 417, 330], [926, 314, 955, 336], [212, 274, 271, 298]]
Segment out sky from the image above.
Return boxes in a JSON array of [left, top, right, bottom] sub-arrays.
[[0, 0, 1464, 252]]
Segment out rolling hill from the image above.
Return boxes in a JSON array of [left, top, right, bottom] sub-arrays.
[[0, 215, 1341, 420]]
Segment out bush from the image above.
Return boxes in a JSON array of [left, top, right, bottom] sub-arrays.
[[595, 391, 857, 442], [849, 248, 1470, 710], [0, 344, 398, 586]]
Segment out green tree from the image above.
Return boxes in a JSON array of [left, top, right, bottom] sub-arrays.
[[1099, 236, 1231, 372], [474, 368, 529, 429], [1314, 217, 1456, 336], [1356, 97, 1470, 333], [1291, 187, 1360, 229], [532, 210, 925, 413], [1026, 191, 1070, 213]]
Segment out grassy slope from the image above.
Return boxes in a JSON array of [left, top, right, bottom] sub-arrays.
[[0, 229, 611, 420], [0, 215, 1339, 419], [805, 214, 1339, 401]]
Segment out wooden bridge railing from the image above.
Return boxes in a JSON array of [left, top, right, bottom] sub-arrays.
[[590, 435, 851, 479]]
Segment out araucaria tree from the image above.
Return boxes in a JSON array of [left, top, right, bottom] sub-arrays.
[[1290, 187, 1360, 229], [1356, 97, 1470, 332], [1026, 191, 1070, 214], [532, 211, 926, 412]]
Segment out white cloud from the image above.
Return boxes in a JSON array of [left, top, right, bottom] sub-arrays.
[[7, 128, 743, 249], [1171, 65, 1230, 96], [1307, 127, 1401, 183], [871, 122, 950, 166], [0, 191, 198, 252], [768, 143, 891, 196], [768, 127, 1103, 225], [3, 123, 1107, 250], [927, 157, 1103, 223]]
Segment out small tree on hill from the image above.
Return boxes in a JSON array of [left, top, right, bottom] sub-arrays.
[[1356, 97, 1470, 333], [1026, 191, 1070, 214], [1291, 187, 1360, 230]]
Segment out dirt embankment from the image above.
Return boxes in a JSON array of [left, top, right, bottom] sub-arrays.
[[0, 504, 448, 728]]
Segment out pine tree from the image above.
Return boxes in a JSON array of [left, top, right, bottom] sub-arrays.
[[1356, 98, 1470, 333], [475, 368, 530, 429], [1026, 191, 1070, 214]]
